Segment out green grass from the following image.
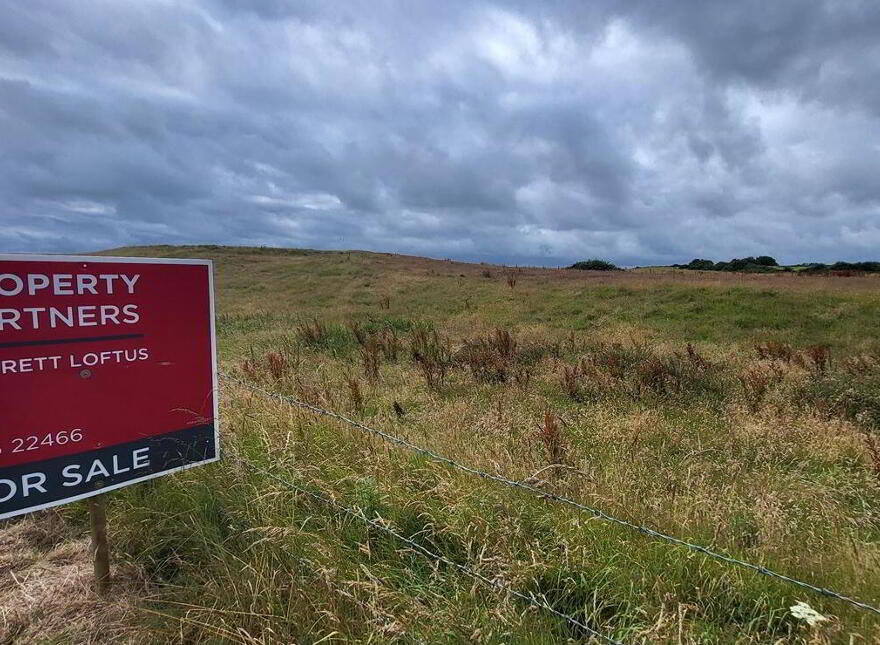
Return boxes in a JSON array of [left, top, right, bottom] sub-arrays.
[[33, 244, 875, 643], [98, 244, 880, 352]]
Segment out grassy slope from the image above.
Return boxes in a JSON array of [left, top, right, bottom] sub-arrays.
[[7, 245, 880, 643], [102, 245, 880, 354]]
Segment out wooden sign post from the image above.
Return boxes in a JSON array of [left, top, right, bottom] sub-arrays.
[[89, 494, 110, 595], [0, 254, 219, 593]]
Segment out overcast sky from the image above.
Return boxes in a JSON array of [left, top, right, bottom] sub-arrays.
[[1, 1, 878, 266]]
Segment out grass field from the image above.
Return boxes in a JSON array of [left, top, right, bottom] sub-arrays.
[[3, 245, 880, 644]]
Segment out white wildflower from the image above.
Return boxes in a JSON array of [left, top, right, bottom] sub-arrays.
[[790, 601, 828, 627]]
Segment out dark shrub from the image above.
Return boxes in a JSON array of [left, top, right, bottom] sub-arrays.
[[685, 258, 716, 270], [830, 261, 880, 273], [754, 256, 778, 266], [569, 259, 619, 271]]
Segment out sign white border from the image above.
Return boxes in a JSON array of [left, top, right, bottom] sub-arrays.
[[0, 253, 220, 519]]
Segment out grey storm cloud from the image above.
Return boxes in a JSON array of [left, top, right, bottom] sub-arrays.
[[1, 0, 879, 265]]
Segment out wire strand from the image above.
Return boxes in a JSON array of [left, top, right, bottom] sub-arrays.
[[225, 374, 880, 618], [253, 464, 626, 645]]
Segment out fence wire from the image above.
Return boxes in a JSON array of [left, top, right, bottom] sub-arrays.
[[225, 374, 880, 618], [254, 464, 626, 645]]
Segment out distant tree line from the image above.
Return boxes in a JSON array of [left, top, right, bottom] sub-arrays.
[[798, 261, 880, 273], [676, 256, 779, 272], [565, 256, 879, 274], [675, 256, 880, 273]]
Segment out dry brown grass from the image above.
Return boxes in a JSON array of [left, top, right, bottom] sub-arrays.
[[348, 251, 880, 294], [5, 245, 876, 643], [535, 410, 568, 466], [207, 352, 878, 642], [360, 339, 382, 381], [10, 325, 866, 642], [0, 512, 147, 644], [297, 319, 328, 345]]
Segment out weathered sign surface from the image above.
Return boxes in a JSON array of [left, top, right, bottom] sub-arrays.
[[0, 254, 218, 519]]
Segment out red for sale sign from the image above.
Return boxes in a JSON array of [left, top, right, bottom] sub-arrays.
[[0, 254, 218, 520]]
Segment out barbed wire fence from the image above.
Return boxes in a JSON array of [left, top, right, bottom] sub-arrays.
[[250, 463, 626, 644], [222, 373, 880, 621]]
